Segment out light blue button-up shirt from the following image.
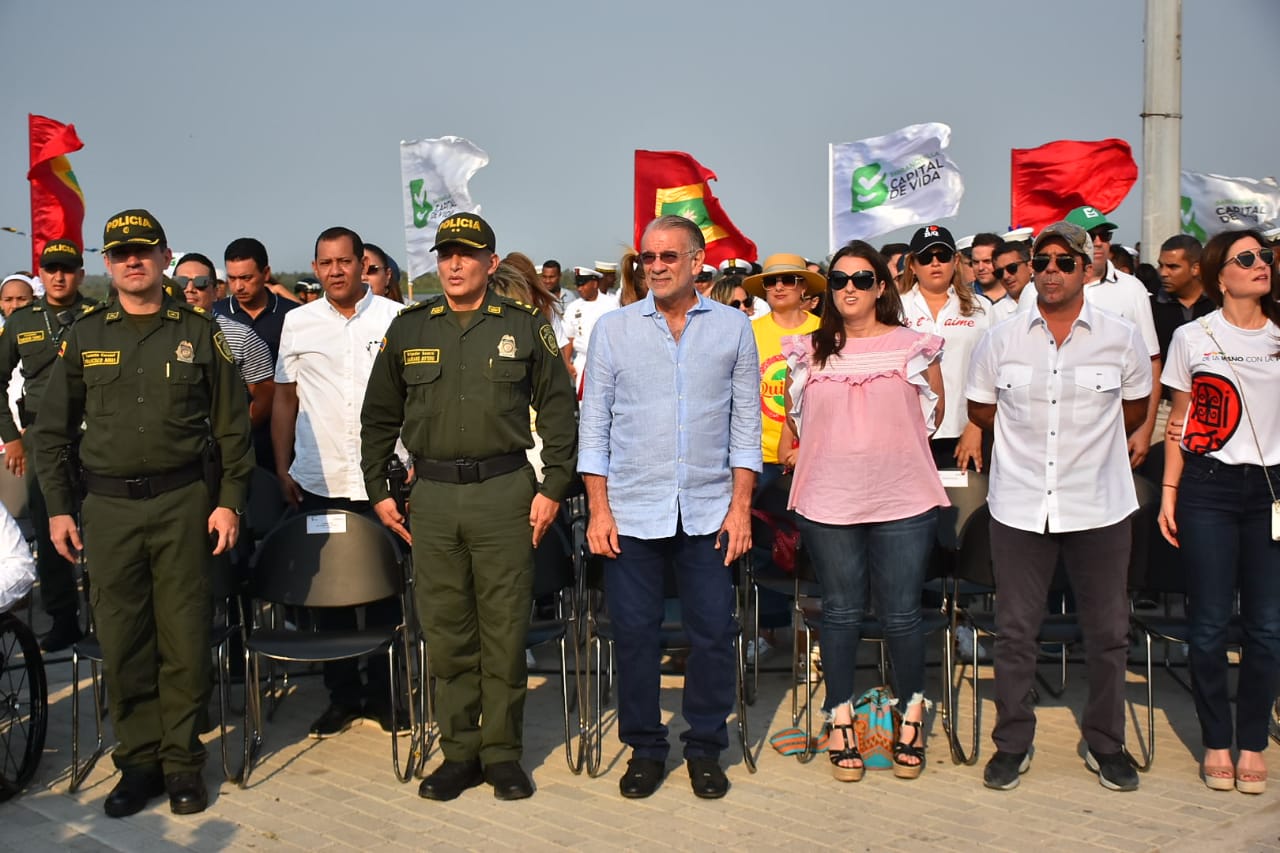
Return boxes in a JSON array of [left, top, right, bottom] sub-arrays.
[[578, 291, 762, 539]]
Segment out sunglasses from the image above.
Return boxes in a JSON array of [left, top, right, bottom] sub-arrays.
[[106, 245, 157, 262], [365, 265, 383, 275], [763, 274, 804, 289], [173, 274, 213, 290], [730, 296, 755, 309], [994, 261, 1024, 279], [1031, 253, 1079, 273], [1226, 247, 1275, 269], [637, 250, 692, 266], [827, 270, 877, 291], [1088, 228, 1114, 244], [915, 248, 955, 265]]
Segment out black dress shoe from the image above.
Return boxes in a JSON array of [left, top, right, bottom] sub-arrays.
[[417, 759, 484, 801], [308, 703, 362, 738], [619, 757, 666, 799], [104, 769, 166, 818], [165, 771, 209, 815], [484, 761, 534, 800], [687, 757, 728, 799]]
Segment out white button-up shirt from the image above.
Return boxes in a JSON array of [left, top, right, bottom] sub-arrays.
[[901, 286, 992, 439], [1019, 261, 1160, 358], [274, 288, 404, 499], [965, 300, 1151, 533]]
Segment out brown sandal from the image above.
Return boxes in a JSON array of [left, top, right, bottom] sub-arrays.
[[893, 719, 926, 779], [828, 722, 864, 782], [1202, 761, 1234, 791]]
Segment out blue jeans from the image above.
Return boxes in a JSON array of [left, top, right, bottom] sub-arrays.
[[795, 508, 938, 714], [1177, 453, 1280, 752], [604, 525, 737, 761]]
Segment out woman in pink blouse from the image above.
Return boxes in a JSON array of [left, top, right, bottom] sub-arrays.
[[783, 240, 949, 782]]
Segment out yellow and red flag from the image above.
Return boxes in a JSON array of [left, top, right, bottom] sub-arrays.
[[634, 150, 756, 266], [28, 114, 86, 271]]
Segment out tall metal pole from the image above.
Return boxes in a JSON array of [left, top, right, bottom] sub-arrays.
[[1141, 0, 1182, 261]]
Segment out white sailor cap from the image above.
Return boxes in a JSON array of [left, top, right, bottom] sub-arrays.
[[954, 234, 975, 253], [1001, 227, 1034, 244], [594, 261, 618, 273], [573, 266, 602, 279], [1260, 224, 1280, 244], [699, 264, 717, 276], [718, 258, 753, 275]]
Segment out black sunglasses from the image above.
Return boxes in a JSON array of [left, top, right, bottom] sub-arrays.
[[729, 295, 755, 309], [827, 270, 877, 291], [915, 248, 955, 265], [173, 274, 213, 290], [1088, 228, 1115, 244], [1031, 254, 1079, 273], [994, 261, 1023, 279], [365, 265, 383, 275], [1226, 247, 1275, 269], [763, 274, 804, 288]]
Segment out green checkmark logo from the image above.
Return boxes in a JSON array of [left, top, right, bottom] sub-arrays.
[[850, 162, 888, 212]]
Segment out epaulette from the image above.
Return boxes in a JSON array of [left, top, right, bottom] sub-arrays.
[[399, 294, 441, 315], [79, 303, 100, 318], [498, 295, 541, 316], [174, 301, 214, 321]]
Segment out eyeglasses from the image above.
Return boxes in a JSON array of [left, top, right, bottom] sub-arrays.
[[994, 261, 1024, 279], [1088, 228, 1114, 244], [365, 265, 383, 275], [637, 250, 693, 266], [763, 274, 804, 289], [1031, 253, 1079, 273], [915, 248, 955, 265], [826, 270, 877, 291], [173, 275, 212, 290], [1226, 247, 1275, 269], [730, 296, 755, 309]]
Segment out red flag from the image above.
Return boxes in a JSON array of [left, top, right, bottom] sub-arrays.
[[1010, 139, 1137, 232], [634, 150, 756, 266], [28, 114, 87, 272]]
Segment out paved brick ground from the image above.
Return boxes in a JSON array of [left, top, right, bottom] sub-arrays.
[[3, 641, 1277, 852]]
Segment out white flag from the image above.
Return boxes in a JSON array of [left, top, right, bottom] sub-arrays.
[[1180, 171, 1280, 242], [400, 136, 489, 279], [828, 122, 964, 252]]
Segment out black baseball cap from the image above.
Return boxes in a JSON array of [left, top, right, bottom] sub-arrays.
[[909, 225, 956, 255], [103, 209, 166, 251], [430, 213, 496, 252], [40, 238, 84, 270]]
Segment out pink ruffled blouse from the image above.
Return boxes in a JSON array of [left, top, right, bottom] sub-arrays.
[[784, 326, 950, 525]]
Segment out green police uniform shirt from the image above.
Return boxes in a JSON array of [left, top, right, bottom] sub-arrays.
[[360, 290, 577, 504], [0, 293, 100, 442], [30, 296, 255, 517]]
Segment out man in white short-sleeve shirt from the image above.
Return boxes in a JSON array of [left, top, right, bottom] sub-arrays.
[[1018, 206, 1161, 467], [272, 226, 406, 739], [967, 220, 1151, 794]]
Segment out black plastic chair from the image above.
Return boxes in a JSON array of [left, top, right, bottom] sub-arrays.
[[579, 551, 755, 778], [527, 498, 586, 773], [239, 510, 425, 786], [71, 547, 245, 789]]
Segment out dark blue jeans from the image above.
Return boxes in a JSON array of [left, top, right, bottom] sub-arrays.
[[605, 526, 737, 761], [1177, 453, 1280, 752], [795, 508, 938, 714]]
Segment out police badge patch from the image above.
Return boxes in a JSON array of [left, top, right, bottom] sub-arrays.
[[175, 341, 195, 363], [497, 334, 517, 359], [214, 330, 234, 363], [539, 324, 558, 356]]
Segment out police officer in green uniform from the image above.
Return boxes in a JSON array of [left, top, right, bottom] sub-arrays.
[[0, 238, 100, 650], [360, 213, 576, 802], [32, 209, 253, 818]]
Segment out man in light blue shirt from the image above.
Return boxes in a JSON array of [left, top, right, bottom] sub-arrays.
[[579, 215, 761, 801]]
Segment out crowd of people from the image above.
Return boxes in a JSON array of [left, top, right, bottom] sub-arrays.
[[0, 201, 1276, 817]]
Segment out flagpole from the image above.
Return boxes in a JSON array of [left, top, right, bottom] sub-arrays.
[[1141, 0, 1181, 261]]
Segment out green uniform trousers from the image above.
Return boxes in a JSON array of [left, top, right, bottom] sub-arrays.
[[410, 467, 535, 764], [82, 479, 212, 774]]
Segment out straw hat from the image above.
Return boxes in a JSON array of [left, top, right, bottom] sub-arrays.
[[741, 253, 826, 299]]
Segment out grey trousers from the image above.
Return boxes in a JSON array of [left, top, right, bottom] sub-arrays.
[[989, 516, 1132, 756]]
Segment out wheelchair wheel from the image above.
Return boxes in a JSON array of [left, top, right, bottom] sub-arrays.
[[0, 612, 48, 801]]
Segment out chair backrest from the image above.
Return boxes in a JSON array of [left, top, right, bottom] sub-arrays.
[[1126, 472, 1162, 592], [937, 470, 990, 552], [244, 467, 290, 544], [952, 504, 995, 589], [533, 513, 575, 599], [0, 465, 27, 521], [249, 510, 403, 608]]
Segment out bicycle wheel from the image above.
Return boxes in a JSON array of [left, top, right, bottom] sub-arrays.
[[0, 612, 47, 800]]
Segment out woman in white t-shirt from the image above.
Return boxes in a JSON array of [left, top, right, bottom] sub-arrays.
[[1158, 229, 1280, 795]]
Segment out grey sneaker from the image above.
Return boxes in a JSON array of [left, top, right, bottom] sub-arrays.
[[1086, 749, 1139, 791], [983, 749, 1032, 790]]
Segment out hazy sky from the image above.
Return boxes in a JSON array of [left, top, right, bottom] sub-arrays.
[[2, 0, 1277, 274]]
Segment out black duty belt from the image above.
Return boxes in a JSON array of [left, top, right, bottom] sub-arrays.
[[415, 451, 527, 485], [83, 463, 204, 500]]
